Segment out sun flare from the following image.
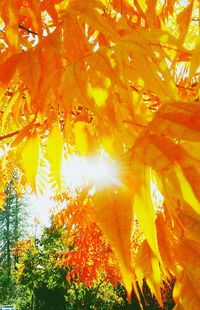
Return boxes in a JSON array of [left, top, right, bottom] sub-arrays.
[[62, 152, 119, 192]]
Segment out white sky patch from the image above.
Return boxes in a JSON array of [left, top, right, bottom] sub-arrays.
[[27, 152, 120, 235], [28, 187, 55, 237], [62, 153, 120, 191]]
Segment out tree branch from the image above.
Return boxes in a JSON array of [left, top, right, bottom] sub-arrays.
[[0, 130, 20, 141], [18, 25, 38, 36]]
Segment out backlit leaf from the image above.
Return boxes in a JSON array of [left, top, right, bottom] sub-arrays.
[[156, 213, 176, 273], [4, 0, 19, 49], [177, 204, 200, 242], [47, 122, 63, 189], [150, 101, 200, 141], [136, 240, 163, 306], [175, 166, 200, 215], [0, 54, 21, 102], [21, 132, 40, 191], [174, 270, 200, 309], [177, 1, 194, 46], [175, 239, 200, 277], [134, 165, 161, 259], [93, 186, 134, 298], [74, 122, 90, 156]]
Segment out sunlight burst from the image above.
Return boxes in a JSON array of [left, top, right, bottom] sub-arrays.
[[62, 152, 119, 191]]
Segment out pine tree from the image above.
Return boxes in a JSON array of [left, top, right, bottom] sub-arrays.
[[0, 179, 28, 303]]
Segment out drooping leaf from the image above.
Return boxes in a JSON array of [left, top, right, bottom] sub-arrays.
[[135, 133, 200, 208], [0, 54, 21, 102], [175, 239, 200, 277], [4, 0, 19, 49], [93, 186, 134, 298], [177, 1, 194, 46], [63, 14, 90, 62], [189, 36, 200, 81], [177, 203, 200, 242], [174, 270, 200, 309], [1, 90, 20, 133], [18, 50, 41, 101], [47, 122, 63, 189], [150, 101, 200, 141], [134, 164, 161, 259], [74, 122, 90, 156], [175, 166, 200, 215], [135, 240, 163, 306], [21, 132, 40, 191], [156, 213, 176, 273]]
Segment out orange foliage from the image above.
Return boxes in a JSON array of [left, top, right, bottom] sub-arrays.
[[54, 193, 121, 287], [0, 0, 200, 308]]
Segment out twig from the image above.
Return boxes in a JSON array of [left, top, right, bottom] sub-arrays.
[[149, 42, 191, 54], [0, 130, 20, 141], [18, 25, 38, 36], [123, 120, 147, 128]]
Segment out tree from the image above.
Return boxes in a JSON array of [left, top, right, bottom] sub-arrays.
[[15, 223, 128, 310], [0, 179, 28, 304], [0, 0, 200, 308]]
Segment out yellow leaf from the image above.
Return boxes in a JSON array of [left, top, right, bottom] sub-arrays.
[[93, 186, 134, 297], [134, 165, 161, 259], [136, 240, 163, 307], [135, 134, 200, 210], [175, 166, 200, 215], [177, 1, 194, 46], [189, 37, 200, 81], [87, 83, 108, 107], [74, 122, 89, 156], [1, 90, 20, 133], [21, 132, 40, 191], [47, 123, 63, 189]]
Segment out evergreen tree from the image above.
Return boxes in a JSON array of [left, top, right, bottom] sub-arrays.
[[0, 179, 28, 303]]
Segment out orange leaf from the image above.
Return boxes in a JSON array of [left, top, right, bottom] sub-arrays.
[[136, 240, 163, 307], [4, 0, 19, 49], [93, 186, 134, 297], [174, 270, 200, 309], [63, 14, 90, 62], [177, 204, 200, 242], [150, 101, 200, 141], [175, 239, 200, 277], [0, 54, 21, 102], [156, 213, 176, 273]]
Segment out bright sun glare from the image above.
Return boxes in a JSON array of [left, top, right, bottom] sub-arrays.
[[62, 152, 119, 192], [30, 151, 120, 231]]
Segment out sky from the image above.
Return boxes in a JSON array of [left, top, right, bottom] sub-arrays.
[[26, 153, 119, 237]]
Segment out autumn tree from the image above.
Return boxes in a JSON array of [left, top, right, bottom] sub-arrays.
[[0, 0, 200, 308]]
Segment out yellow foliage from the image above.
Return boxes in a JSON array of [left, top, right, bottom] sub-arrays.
[[93, 186, 134, 297], [47, 122, 63, 189], [21, 132, 40, 192], [0, 0, 199, 307]]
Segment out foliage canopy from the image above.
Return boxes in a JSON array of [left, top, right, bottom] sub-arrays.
[[0, 0, 200, 308]]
